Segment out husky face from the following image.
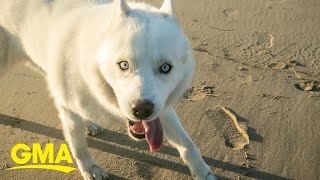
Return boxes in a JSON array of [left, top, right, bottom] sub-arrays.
[[97, 7, 194, 124]]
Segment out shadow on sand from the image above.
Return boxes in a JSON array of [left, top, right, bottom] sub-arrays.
[[0, 114, 289, 180]]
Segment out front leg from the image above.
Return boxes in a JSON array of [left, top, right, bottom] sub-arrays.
[[58, 106, 108, 180], [160, 107, 216, 180]]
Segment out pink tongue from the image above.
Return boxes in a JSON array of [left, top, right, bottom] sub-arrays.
[[142, 118, 163, 152]]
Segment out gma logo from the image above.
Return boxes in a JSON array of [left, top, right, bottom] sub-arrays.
[[7, 143, 76, 173]]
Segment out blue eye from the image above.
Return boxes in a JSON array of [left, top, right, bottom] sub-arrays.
[[159, 63, 172, 74], [119, 61, 129, 70]]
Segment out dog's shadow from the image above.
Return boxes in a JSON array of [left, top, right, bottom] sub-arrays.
[[0, 114, 288, 180]]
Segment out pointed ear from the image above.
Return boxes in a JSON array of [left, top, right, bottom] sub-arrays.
[[159, 0, 174, 15], [114, 0, 130, 17]]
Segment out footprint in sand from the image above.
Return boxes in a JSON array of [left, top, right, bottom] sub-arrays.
[[183, 86, 216, 101], [255, 31, 274, 49], [294, 81, 320, 92], [205, 107, 250, 150], [267, 62, 288, 70], [223, 9, 239, 19]]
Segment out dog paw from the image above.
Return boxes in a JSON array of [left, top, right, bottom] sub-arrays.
[[86, 123, 104, 136], [204, 172, 217, 180], [192, 165, 217, 180], [81, 165, 109, 180], [193, 172, 217, 180]]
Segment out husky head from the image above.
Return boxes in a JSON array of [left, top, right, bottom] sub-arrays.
[[95, 0, 194, 151]]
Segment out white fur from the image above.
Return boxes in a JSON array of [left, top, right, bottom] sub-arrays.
[[0, 0, 216, 179]]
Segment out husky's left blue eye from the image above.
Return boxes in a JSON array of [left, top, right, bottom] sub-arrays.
[[119, 61, 129, 70], [159, 63, 172, 74]]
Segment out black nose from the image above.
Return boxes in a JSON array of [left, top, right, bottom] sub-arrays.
[[131, 100, 154, 119]]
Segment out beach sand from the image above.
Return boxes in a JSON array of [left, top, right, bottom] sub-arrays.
[[0, 0, 319, 179]]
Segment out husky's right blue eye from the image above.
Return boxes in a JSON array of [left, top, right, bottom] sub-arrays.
[[119, 61, 129, 70], [160, 63, 172, 74], [159, 63, 172, 74]]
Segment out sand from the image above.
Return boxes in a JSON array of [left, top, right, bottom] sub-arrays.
[[0, 0, 320, 179]]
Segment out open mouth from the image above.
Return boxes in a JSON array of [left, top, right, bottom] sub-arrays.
[[128, 120, 146, 139], [126, 118, 164, 152]]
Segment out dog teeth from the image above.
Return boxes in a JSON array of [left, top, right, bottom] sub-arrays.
[[133, 132, 144, 135], [129, 129, 146, 139]]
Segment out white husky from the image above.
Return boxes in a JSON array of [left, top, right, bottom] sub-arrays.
[[0, 0, 216, 179]]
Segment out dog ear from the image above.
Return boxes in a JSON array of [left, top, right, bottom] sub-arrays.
[[114, 0, 130, 17], [159, 0, 174, 15]]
